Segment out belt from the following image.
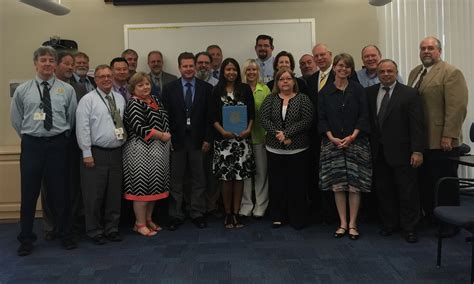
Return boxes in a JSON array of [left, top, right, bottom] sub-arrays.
[[91, 145, 121, 151]]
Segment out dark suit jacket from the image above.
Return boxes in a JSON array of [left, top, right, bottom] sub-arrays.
[[162, 78, 213, 151], [150, 71, 178, 101], [367, 82, 425, 167], [71, 75, 97, 89]]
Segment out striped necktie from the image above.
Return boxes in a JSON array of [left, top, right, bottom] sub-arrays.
[[41, 81, 53, 130]]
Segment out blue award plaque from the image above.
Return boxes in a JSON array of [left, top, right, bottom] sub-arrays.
[[222, 105, 247, 134]]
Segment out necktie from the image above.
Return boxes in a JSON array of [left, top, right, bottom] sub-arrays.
[[118, 86, 128, 101], [212, 70, 219, 79], [414, 68, 427, 89], [185, 82, 193, 117], [319, 72, 328, 91], [105, 94, 127, 140], [378, 86, 391, 127], [41, 81, 53, 131]]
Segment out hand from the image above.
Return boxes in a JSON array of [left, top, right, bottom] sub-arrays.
[[339, 135, 355, 149], [329, 137, 343, 148], [202, 141, 210, 153], [275, 131, 286, 143], [410, 152, 423, 168], [222, 131, 235, 139], [161, 132, 172, 142], [238, 129, 251, 139], [441, 136, 453, 151], [283, 138, 292, 146], [83, 156, 95, 168]]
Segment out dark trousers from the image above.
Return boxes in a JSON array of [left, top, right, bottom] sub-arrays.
[[418, 148, 460, 217], [203, 144, 220, 213], [267, 150, 309, 229], [41, 136, 84, 235], [18, 134, 71, 244], [81, 146, 122, 238], [169, 136, 206, 220], [374, 148, 420, 231]]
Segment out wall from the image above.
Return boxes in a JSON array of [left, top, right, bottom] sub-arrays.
[[0, 0, 377, 218]]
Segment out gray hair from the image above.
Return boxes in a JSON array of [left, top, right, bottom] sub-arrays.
[[33, 46, 57, 63]]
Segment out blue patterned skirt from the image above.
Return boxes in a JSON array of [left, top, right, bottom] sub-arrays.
[[319, 136, 372, 192]]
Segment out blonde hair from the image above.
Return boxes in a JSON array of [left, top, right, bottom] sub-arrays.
[[241, 59, 261, 84], [128, 71, 151, 94]]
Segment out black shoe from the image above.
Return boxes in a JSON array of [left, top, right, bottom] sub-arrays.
[[232, 214, 244, 228], [91, 234, 106, 245], [106, 232, 122, 242], [167, 218, 183, 231], [252, 215, 264, 220], [379, 228, 394, 236], [44, 231, 56, 241], [17, 242, 34, 256], [192, 217, 207, 229], [334, 227, 348, 238], [62, 238, 78, 250], [348, 227, 360, 240], [405, 231, 418, 243]]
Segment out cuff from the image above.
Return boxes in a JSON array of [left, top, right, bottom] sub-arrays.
[[82, 149, 92, 158]]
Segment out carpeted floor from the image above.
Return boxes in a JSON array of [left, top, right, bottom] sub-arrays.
[[0, 215, 471, 283]]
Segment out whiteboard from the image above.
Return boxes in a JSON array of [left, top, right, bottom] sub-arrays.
[[124, 19, 315, 77]]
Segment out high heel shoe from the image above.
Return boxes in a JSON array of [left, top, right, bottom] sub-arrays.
[[348, 227, 359, 240], [334, 227, 348, 238], [133, 223, 157, 237], [232, 214, 244, 228], [146, 219, 162, 232]]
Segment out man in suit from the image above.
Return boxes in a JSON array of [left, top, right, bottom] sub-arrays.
[[407, 36, 468, 236], [148, 50, 177, 101], [72, 51, 96, 92], [306, 43, 336, 224], [162, 52, 213, 230], [206, 45, 223, 80], [367, 59, 424, 243]]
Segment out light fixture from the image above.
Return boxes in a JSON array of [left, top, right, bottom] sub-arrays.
[[369, 0, 392, 6], [19, 0, 70, 16]]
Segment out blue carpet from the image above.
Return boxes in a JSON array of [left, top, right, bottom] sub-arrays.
[[0, 215, 471, 283]]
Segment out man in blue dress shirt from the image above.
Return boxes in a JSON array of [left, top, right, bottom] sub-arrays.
[[10, 46, 78, 256], [255, 34, 275, 83]]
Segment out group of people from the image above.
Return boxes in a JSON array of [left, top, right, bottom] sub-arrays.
[[10, 34, 468, 257]]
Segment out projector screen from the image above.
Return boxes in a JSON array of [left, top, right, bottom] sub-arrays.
[[124, 19, 315, 77]]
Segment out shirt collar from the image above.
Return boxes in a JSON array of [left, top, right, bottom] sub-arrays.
[[96, 87, 112, 97], [379, 81, 397, 92], [35, 75, 55, 85], [181, 77, 196, 88]]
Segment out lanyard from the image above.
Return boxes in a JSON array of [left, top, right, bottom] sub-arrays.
[[96, 89, 117, 126]]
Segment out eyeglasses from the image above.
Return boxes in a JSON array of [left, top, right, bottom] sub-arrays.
[[278, 77, 293, 81]]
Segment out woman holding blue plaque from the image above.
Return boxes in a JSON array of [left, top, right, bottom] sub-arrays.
[[260, 68, 313, 230], [209, 58, 255, 228], [239, 59, 271, 218]]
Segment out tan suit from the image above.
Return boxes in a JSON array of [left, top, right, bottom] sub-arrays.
[[407, 60, 468, 149]]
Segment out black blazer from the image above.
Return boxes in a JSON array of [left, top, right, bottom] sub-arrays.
[[367, 82, 425, 167], [162, 78, 213, 151], [70, 75, 97, 89]]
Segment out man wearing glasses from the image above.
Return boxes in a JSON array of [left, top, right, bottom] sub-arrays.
[[255, 34, 275, 83]]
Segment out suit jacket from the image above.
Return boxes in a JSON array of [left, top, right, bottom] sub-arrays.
[[162, 77, 213, 151], [71, 75, 97, 89], [150, 71, 178, 101], [367, 82, 425, 166], [407, 61, 468, 149]]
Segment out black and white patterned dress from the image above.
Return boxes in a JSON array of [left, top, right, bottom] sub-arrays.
[[123, 97, 171, 201], [213, 93, 255, 181]]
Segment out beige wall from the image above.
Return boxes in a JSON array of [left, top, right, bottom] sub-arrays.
[[0, 0, 377, 146]]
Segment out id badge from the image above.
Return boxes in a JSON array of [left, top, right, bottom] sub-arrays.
[[115, 127, 124, 140], [186, 117, 191, 126], [33, 112, 46, 121]]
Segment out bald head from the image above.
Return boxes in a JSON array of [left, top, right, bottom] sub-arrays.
[[419, 36, 442, 67]]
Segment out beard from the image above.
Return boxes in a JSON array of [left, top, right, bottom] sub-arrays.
[[196, 69, 210, 80], [421, 56, 435, 67], [75, 68, 88, 77], [257, 51, 268, 60]]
